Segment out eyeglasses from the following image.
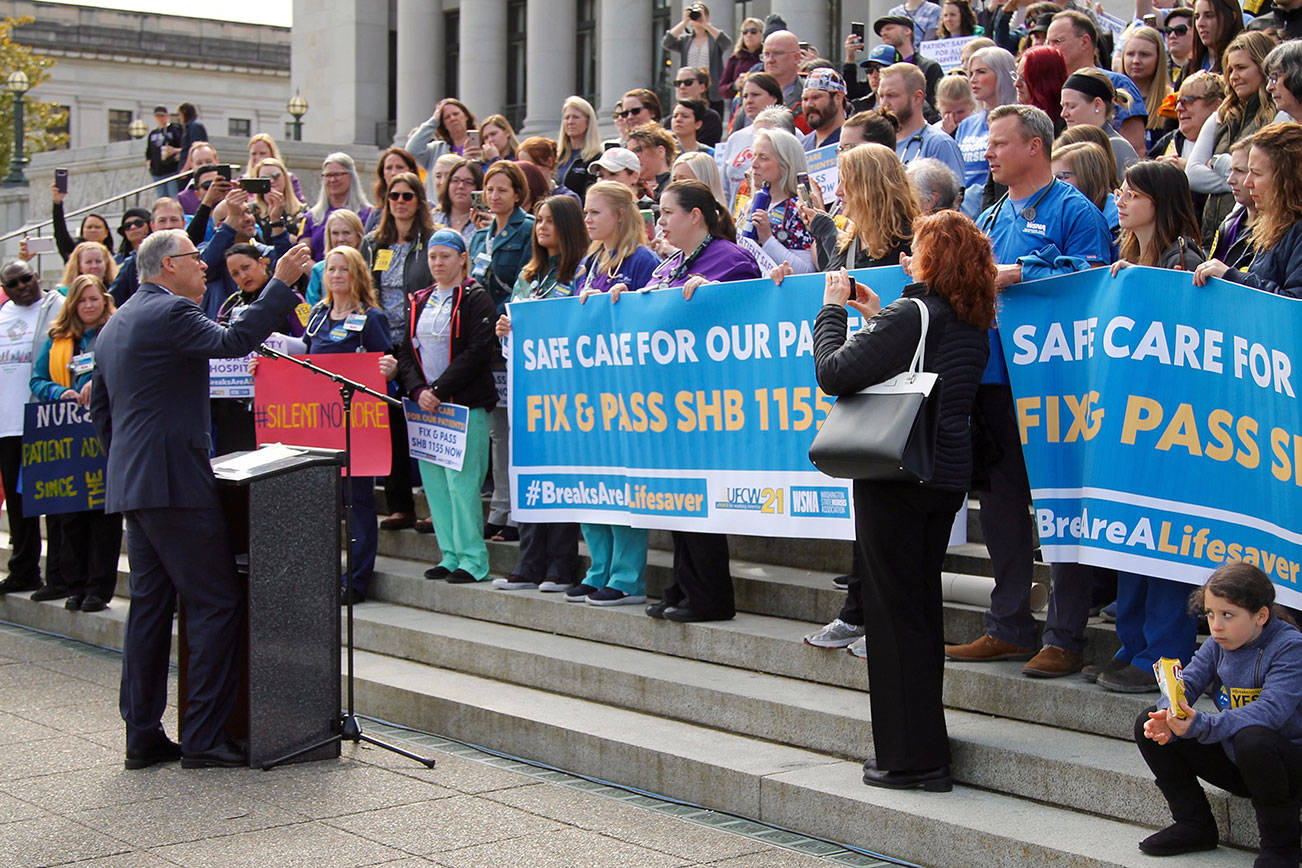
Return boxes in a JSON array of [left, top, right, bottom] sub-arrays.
[[615, 106, 646, 119], [760, 50, 791, 60], [322, 171, 348, 179], [837, 142, 859, 152], [1176, 94, 1210, 106], [1267, 73, 1281, 86], [1054, 170, 1075, 180], [164, 250, 201, 262], [1, 272, 35, 290], [122, 219, 147, 231], [743, 27, 761, 34], [449, 177, 476, 187], [388, 191, 416, 202], [1163, 23, 1190, 36], [674, 79, 696, 86], [1114, 186, 1149, 204]]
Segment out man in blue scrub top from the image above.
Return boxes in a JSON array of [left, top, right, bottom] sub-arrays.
[[876, 62, 966, 182], [944, 104, 1113, 679]]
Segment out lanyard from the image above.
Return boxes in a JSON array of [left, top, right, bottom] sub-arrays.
[[651, 237, 712, 289]]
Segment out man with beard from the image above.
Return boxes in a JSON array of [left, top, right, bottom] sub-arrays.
[[876, 63, 965, 180], [801, 68, 848, 151]]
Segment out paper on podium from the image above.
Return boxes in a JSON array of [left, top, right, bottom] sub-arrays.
[[212, 443, 307, 480]]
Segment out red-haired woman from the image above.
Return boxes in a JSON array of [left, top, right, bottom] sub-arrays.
[[814, 211, 995, 793], [1015, 46, 1068, 135]]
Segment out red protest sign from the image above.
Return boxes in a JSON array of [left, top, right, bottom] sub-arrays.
[[253, 352, 393, 476]]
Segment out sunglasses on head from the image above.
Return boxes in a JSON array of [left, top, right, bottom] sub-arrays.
[[2, 272, 34, 290], [388, 190, 416, 202]]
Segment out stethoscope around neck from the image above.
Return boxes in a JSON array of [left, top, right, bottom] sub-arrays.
[[980, 180, 1055, 233], [899, 128, 926, 163]]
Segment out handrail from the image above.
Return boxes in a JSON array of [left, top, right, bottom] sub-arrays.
[[0, 169, 193, 245]]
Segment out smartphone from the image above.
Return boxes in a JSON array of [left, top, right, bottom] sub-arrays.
[[26, 237, 56, 254], [214, 163, 233, 181], [238, 177, 272, 194], [470, 190, 486, 211], [54, 168, 68, 194], [851, 21, 866, 44], [796, 172, 815, 209], [466, 129, 480, 150], [1143, 13, 1158, 27]]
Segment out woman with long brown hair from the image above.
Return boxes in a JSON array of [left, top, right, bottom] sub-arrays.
[[28, 274, 122, 612], [814, 210, 995, 793], [1112, 161, 1205, 272]]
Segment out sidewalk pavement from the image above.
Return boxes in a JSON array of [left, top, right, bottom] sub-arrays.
[[0, 622, 894, 868]]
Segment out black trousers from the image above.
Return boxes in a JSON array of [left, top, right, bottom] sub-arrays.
[[838, 544, 867, 626], [57, 509, 123, 600], [0, 435, 40, 585], [855, 479, 964, 771], [121, 507, 242, 755], [663, 532, 734, 618], [384, 402, 415, 515], [516, 521, 579, 582]]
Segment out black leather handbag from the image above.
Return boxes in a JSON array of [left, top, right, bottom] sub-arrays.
[[808, 297, 943, 482]]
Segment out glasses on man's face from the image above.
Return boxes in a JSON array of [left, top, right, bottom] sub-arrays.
[[1164, 23, 1190, 36], [388, 191, 416, 202], [1, 272, 35, 290], [123, 219, 147, 231], [164, 250, 201, 263], [760, 50, 791, 60]]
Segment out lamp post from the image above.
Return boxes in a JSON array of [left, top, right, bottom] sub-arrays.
[[288, 94, 308, 142], [127, 118, 148, 140], [5, 69, 29, 187]]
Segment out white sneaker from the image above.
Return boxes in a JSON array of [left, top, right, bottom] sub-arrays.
[[492, 576, 540, 590], [538, 580, 575, 593], [804, 618, 865, 648], [847, 636, 867, 659]]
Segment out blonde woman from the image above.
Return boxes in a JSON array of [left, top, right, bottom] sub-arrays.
[[304, 208, 364, 305], [719, 16, 763, 100], [577, 181, 661, 302], [304, 246, 393, 604], [1119, 26, 1174, 151], [58, 241, 117, 294], [556, 96, 603, 198], [244, 133, 305, 200], [252, 156, 306, 240], [479, 114, 519, 162], [671, 151, 726, 207]]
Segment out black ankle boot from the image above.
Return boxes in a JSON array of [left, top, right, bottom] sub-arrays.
[[1253, 801, 1301, 867]]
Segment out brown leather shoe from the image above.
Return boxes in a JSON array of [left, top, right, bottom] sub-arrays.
[[944, 634, 1035, 662], [1022, 645, 1085, 678], [379, 512, 416, 530]]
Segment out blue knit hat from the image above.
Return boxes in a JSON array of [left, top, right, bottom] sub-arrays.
[[428, 228, 466, 254]]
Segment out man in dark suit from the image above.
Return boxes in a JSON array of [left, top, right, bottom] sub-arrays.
[[91, 229, 312, 770]]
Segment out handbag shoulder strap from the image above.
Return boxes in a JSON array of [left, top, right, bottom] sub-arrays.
[[906, 296, 930, 378]]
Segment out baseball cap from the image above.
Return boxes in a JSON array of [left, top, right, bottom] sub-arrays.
[[861, 44, 901, 69], [591, 147, 641, 174]]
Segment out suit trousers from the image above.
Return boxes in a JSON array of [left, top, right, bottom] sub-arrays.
[[855, 479, 964, 772], [662, 532, 735, 618], [516, 522, 579, 583], [0, 435, 40, 585], [57, 509, 123, 601], [579, 524, 647, 595], [121, 507, 242, 754]]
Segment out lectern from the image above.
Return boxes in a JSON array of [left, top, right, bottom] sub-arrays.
[[178, 449, 343, 766]]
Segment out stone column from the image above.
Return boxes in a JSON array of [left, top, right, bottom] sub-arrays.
[[597, 0, 653, 129], [396, 0, 443, 143], [776, 2, 827, 55], [522, 0, 577, 137], [291, 0, 388, 148], [459, 0, 508, 120]]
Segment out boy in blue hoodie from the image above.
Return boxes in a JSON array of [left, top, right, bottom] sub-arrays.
[[1135, 561, 1302, 866]]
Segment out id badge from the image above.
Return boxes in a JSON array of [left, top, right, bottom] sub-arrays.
[[71, 351, 95, 375], [344, 312, 367, 332], [329, 325, 348, 342], [373, 248, 393, 271], [471, 251, 492, 280]]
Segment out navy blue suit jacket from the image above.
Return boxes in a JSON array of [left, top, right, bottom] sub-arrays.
[[91, 279, 298, 513]]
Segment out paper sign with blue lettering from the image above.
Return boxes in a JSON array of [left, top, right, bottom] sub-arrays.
[[805, 144, 840, 206], [920, 35, 979, 71], [20, 402, 107, 516], [403, 399, 469, 471], [998, 266, 1302, 606], [507, 266, 912, 537]]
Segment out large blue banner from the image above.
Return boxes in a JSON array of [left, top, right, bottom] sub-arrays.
[[507, 267, 913, 538], [999, 266, 1302, 604]]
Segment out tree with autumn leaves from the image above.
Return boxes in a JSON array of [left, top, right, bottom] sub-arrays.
[[0, 16, 66, 175]]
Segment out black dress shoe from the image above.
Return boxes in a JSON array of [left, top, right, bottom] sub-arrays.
[[80, 595, 108, 613], [664, 606, 733, 623], [181, 738, 247, 769], [424, 566, 451, 581], [0, 576, 41, 595], [483, 522, 504, 540], [340, 588, 366, 606], [125, 737, 182, 770], [862, 763, 952, 792], [645, 600, 671, 619], [31, 584, 74, 601], [832, 574, 851, 589], [64, 594, 85, 611], [446, 569, 478, 584]]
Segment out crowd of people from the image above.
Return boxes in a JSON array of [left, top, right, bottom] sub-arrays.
[[1, 1, 1302, 857]]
